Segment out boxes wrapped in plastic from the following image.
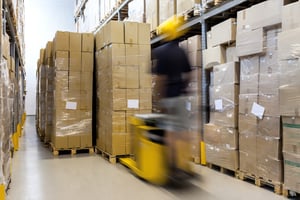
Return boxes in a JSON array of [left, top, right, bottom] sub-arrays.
[[238, 113, 257, 135], [239, 150, 257, 175], [283, 152, 300, 193], [239, 94, 258, 114], [258, 116, 281, 137], [282, 116, 300, 154], [213, 62, 239, 86], [258, 93, 279, 116], [257, 156, 283, 183], [279, 84, 300, 116]]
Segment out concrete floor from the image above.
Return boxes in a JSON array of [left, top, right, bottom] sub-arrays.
[[6, 116, 288, 200]]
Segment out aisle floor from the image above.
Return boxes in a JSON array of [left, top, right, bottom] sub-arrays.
[[7, 116, 287, 200]]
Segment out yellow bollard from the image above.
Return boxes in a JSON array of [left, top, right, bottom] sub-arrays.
[[0, 184, 5, 200], [200, 141, 206, 165], [17, 123, 21, 137], [13, 132, 19, 151]]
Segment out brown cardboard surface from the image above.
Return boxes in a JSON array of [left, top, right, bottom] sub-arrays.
[[259, 73, 279, 95], [213, 62, 240, 85], [258, 94, 279, 116], [179, 40, 188, 51], [55, 51, 69, 71], [108, 44, 126, 66], [279, 85, 300, 116], [80, 134, 92, 147], [80, 72, 93, 91], [256, 135, 282, 160], [80, 90, 92, 110], [211, 18, 236, 47], [125, 44, 139, 65], [282, 117, 300, 154], [126, 66, 139, 88], [52, 136, 68, 149], [226, 46, 239, 63], [139, 69, 152, 88], [258, 116, 281, 138], [278, 27, 300, 60], [238, 113, 257, 135], [68, 135, 81, 148], [188, 51, 202, 67], [240, 74, 259, 94], [126, 89, 139, 110], [210, 108, 238, 128], [82, 33, 94, 52], [81, 52, 93, 72], [139, 88, 152, 110], [283, 152, 300, 193], [124, 21, 138, 44], [95, 28, 104, 50], [236, 28, 264, 57], [203, 45, 226, 68], [210, 84, 239, 108], [104, 20, 124, 45], [69, 51, 82, 72], [138, 45, 151, 66], [68, 71, 81, 91], [69, 32, 82, 51], [188, 35, 202, 52], [206, 31, 213, 49], [257, 156, 283, 183], [112, 89, 126, 110], [138, 23, 150, 45], [54, 31, 70, 51], [112, 66, 126, 89], [282, 1, 300, 31], [46, 41, 53, 59], [2, 34, 10, 59], [112, 111, 126, 133], [239, 150, 257, 175]]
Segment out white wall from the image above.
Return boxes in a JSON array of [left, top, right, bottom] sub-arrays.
[[25, 0, 75, 115]]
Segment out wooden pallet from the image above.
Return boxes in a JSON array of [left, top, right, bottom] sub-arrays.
[[282, 185, 300, 198], [237, 171, 282, 195], [50, 143, 94, 156], [95, 147, 132, 164], [207, 163, 238, 178]]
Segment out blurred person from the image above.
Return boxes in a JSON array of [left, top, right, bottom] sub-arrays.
[[152, 16, 192, 177]]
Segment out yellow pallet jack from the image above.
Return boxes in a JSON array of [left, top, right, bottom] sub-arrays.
[[120, 114, 194, 186]]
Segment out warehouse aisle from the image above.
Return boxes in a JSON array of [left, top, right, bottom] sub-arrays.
[[7, 116, 286, 200]]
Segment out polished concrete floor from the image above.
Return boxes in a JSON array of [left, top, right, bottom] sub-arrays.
[[7, 116, 287, 200]]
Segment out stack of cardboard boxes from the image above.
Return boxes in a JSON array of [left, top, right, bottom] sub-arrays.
[[236, 0, 282, 182], [278, 1, 300, 193], [50, 31, 94, 149], [95, 21, 152, 156], [203, 18, 239, 171]]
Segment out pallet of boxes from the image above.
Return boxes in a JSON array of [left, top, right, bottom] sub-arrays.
[[278, 1, 300, 197], [203, 18, 239, 174], [94, 21, 152, 163], [46, 31, 94, 155], [235, 0, 283, 194]]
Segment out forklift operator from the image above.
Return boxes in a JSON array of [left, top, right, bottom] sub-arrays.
[[153, 15, 192, 174]]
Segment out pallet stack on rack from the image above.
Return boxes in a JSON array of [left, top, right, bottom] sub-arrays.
[[235, 0, 283, 193], [95, 21, 152, 161], [278, 1, 300, 196]]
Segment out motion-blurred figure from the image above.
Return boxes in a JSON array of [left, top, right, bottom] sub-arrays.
[[153, 16, 193, 177]]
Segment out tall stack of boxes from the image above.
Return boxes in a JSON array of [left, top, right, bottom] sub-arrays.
[[95, 21, 152, 156], [236, 0, 282, 182], [278, 1, 300, 193], [51, 31, 94, 149], [203, 18, 239, 171], [38, 49, 47, 139]]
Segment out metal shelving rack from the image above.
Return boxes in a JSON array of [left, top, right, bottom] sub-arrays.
[[151, 0, 266, 136]]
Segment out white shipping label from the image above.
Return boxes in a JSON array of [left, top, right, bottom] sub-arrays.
[[215, 99, 223, 111], [251, 102, 265, 119], [128, 99, 139, 108], [186, 101, 192, 111], [66, 101, 77, 110]]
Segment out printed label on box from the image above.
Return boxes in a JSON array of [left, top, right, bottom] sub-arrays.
[[186, 101, 192, 111], [215, 99, 223, 111], [66, 101, 77, 110], [251, 102, 265, 119], [128, 99, 139, 108]]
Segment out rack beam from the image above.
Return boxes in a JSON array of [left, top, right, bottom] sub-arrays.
[[74, 0, 88, 20]]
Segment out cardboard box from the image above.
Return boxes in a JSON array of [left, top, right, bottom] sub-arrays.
[[80, 72, 93, 91], [236, 28, 264, 57], [279, 59, 300, 86], [258, 94, 279, 116], [176, 0, 194, 14], [188, 35, 202, 52], [69, 32, 82, 51], [2, 33, 10, 59], [259, 51, 279, 74], [257, 156, 282, 182], [188, 50, 202, 67], [139, 68, 152, 88], [256, 135, 282, 160], [226, 46, 239, 63], [258, 116, 281, 138], [179, 40, 188, 51], [282, 117, 300, 154], [240, 56, 259, 75], [279, 85, 300, 116], [69, 51, 82, 72], [54, 31, 70, 51], [259, 73, 279, 95], [55, 51, 69, 71], [127, 89, 139, 110], [240, 74, 259, 94], [239, 150, 257, 175], [138, 45, 151, 65], [210, 108, 238, 128], [52, 136, 68, 149], [68, 135, 81, 148], [81, 134, 92, 147], [239, 94, 258, 114], [210, 84, 239, 108], [124, 21, 138, 44], [138, 23, 150, 45], [125, 44, 139, 65], [109, 133, 126, 155], [139, 88, 152, 110], [81, 52, 93, 72], [239, 133, 256, 153], [69, 71, 81, 91], [159, 0, 175, 24], [213, 62, 239, 85], [206, 31, 213, 49], [80, 90, 92, 110], [112, 111, 126, 133], [278, 27, 300, 60], [82, 33, 94, 52], [104, 20, 124, 45], [282, 1, 300, 31], [45, 41, 53, 59], [238, 113, 257, 135], [112, 66, 126, 89], [112, 89, 126, 110], [205, 144, 239, 171], [108, 44, 126, 66], [283, 152, 300, 193], [40, 49, 46, 65], [145, 0, 159, 31], [211, 18, 236, 47], [126, 66, 139, 88], [95, 28, 104, 50], [203, 45, 226, 68]]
